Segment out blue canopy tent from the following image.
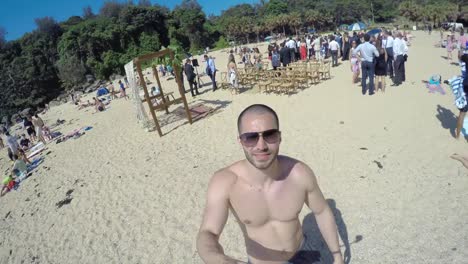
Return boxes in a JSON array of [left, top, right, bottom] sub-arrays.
[[367, 28, 382, 36], [349, 22, 367, 31], [96, 87, 109, 97]]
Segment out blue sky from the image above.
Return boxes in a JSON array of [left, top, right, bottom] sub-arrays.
[[0, 0, 258, 41]]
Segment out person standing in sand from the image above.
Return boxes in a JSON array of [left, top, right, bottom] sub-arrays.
[[454, 53, 468, 139], [196, 104, 344, 264], [108, 82, 118, 100], [204, 54, 217, 91], [227, 55, 239, 93], [353, 34, 379, 95], [32, 114, 46, 145], [118, 80, 129, 100]]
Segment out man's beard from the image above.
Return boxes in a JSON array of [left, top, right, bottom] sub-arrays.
[[243, 148, 279, 170]]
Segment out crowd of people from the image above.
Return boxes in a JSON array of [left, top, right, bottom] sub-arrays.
[[0, 113, 49, 197], [219, 28, 413, 96]]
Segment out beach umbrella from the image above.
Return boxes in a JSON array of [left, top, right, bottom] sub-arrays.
[[349, 22, 367, 31], [367, 28, 382, 36]]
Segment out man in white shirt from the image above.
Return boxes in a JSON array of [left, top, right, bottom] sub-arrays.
[[383, 30, 395, 78], [392, 31, 409, 86], [286, 37, 296, 63], [353, 34, 379, 95], [313, 36, 322, 60], [329, 36, 340, 67]]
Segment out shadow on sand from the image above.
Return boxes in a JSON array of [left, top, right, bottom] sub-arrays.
[[436, 104, 458, 138], [159, 99, 232, 135], [301, 199, 363, 264]]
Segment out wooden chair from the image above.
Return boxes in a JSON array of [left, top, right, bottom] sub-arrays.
[[294, 68, 308, 89], [219, 72, 230, 89], [257, 71, 272, 93], [279, 72, 297, 95], [269, 72, 283, 94], [319, 60, 331, 80], [307, 62, 321, 84]]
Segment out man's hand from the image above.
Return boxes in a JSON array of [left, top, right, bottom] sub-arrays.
[[333, 253, 344, 264]]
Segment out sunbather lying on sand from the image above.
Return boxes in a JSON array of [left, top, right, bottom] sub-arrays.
[[77, 100, 92, 110], [93, 97, 106, 113]]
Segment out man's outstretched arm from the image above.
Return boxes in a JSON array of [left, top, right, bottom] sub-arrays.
[[197, 171, 245, 264]]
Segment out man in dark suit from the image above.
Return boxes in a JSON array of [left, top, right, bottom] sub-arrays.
[[279, 43, 291, 67], [184, 59, 199, 96]]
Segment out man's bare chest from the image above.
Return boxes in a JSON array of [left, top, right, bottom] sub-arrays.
[[229, 181, 305, 226]]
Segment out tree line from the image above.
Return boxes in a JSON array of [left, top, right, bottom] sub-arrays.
[[0, 0, 465, 119]]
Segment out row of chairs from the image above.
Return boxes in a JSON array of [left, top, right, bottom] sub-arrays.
[[219, 60, 332, 95]]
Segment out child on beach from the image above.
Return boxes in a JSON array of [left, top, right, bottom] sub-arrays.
[[349, 40, 360, 84], [1, 175, 16, 197]]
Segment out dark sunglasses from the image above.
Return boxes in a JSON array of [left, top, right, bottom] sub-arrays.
[[239, 129, 281, 147]]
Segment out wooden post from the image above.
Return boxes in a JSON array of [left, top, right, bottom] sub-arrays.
[[171, 52, 193, 124], [136, 60, 163, 137], [152, 65, 169, 114]]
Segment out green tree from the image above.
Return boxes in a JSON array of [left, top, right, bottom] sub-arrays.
[[264, 0, 288, 16], [172, 0, 206, 52], [287, 12, 302, 36], [399, 1, 423, 22]]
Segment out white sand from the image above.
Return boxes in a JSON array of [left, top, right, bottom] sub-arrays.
[[0, 31, 467, 263]]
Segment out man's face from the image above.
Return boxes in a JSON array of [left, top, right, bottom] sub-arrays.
[[238, 112, 281, 170]]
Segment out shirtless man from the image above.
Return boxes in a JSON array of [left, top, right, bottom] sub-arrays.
[[197, 104, 344, 264]]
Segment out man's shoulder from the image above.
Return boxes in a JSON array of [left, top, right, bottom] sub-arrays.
[[279, 156, 316, 188], [210, 162, 243, 188]]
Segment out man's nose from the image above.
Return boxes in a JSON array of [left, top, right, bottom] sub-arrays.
[[255, 136, 268, 150]]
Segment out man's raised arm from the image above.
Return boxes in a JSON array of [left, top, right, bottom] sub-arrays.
[[197, 171, 245, 264]]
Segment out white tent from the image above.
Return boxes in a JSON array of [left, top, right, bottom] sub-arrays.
[[349, 22, 366, 31]]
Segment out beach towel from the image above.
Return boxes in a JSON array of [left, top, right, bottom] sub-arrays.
[[426, 75, 445, 94], [27, 142, 46, 159], [426, 83, 445, 95], [448, 76, 467, 109]]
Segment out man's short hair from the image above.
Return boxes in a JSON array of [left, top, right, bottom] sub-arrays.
[[364, 34, 371, 42], [237, 104, 279, 133]]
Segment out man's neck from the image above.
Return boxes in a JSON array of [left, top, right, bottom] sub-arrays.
[[246, 158, 283, 186]]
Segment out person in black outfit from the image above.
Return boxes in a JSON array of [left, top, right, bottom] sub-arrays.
[[184, 59, 200, 96], [279, 43, 291, 67], [19, 134, 31, 150], [23, 117, 36, 141], [342, 33, 350, 61]]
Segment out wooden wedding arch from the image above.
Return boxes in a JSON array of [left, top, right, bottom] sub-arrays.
[[133, 49, 192, 137]]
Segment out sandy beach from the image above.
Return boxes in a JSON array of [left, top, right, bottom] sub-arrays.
[[0, 30, 467, 264]]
